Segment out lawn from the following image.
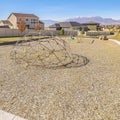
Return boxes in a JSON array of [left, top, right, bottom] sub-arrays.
[[0, 36, 45, 43], [0, 37, 20, 42], [112, 31, 120, 40]]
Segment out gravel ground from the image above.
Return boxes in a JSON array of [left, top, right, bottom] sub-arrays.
[[0, 38, 120, 120]]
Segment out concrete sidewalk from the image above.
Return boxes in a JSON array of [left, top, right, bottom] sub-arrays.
[[109, 39, 120, 45], [0, 110, 27, 120]]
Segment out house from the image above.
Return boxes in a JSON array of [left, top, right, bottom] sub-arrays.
[[82, 22, 101, 31], [49, 21, 89, 31], [39, 20, 44, 30], [0, 13, 44, 29], [0, 20, 13, 28], [49, 23, 61, 30], [49, 22, 88, 31]]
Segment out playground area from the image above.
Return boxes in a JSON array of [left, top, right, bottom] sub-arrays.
[[0, 36, 120, 120]]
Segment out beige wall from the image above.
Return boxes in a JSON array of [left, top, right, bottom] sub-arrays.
[[8, 14, 17, 29], [0, 21, 4, 26]]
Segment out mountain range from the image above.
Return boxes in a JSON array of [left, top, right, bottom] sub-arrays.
[[43, 16, 120, 26]]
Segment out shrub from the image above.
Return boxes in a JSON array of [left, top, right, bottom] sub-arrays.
[[81, 29, 85, 35], [60, 28, 64, 35]]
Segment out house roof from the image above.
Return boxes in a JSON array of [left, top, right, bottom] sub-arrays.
[[82, 22, 100, 25], [49, 23, 60, 28], [0, 20, 12, 26], [8, 13, 39, 19], [49, 22, 81, 28], [39, 20, 44, 24]]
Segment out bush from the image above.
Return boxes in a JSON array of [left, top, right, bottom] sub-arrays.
[[60, 28, 64, 35], [81, 29, 85, 35]]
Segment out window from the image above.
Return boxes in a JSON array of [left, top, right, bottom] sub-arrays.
[[30, 19, 38, 24]]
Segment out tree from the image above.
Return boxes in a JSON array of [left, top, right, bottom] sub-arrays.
[[107, 25, 114, 32], [18, 18, 26, 34], [34, 24, 41, 31], [60, 28, 64, 35]]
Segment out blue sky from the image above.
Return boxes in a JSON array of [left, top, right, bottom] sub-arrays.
[[0, 0, 120, 20]]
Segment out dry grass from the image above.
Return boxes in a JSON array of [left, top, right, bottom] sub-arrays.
[[0, 37, 120, 120]]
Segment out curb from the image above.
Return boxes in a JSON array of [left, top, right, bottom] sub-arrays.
[[0, 110, 27, 120]]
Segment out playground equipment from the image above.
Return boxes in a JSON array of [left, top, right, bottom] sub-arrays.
[[10, 33, 89, 69], [99, 35, 108, 40]]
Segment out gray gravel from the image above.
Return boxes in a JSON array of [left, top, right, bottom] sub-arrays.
[[0, 38, 120, 120]]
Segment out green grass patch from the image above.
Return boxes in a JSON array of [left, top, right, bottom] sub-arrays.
[[0, 36, 46, 43], [113, 32, 120, 41], [0, 37, 20, 42]]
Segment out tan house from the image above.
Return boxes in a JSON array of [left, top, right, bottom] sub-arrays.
[[8, 13, 44, 29], [0, 13, 44, 29]]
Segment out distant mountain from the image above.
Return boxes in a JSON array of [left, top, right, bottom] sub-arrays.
[[42, 20, 58, 27], [43, 16, 120, 26], [66, 16, 120, 25]]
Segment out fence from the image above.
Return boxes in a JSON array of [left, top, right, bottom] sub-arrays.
[[0, 29, 78, 37], [85, 31, 110, 36], [85, 31, 111, 36], [0, 28, 27, 37]]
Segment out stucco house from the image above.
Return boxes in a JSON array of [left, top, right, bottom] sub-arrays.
[[0, 13, 44, 29]]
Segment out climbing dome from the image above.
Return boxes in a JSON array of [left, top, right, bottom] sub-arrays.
[[10, 35, 89, 69]]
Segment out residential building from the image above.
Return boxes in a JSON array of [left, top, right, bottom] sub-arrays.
[[49, 21, 89, 31], [0, 20, 13, 28], [0, 13, 44, 30], [82, 22, 101, 31]]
